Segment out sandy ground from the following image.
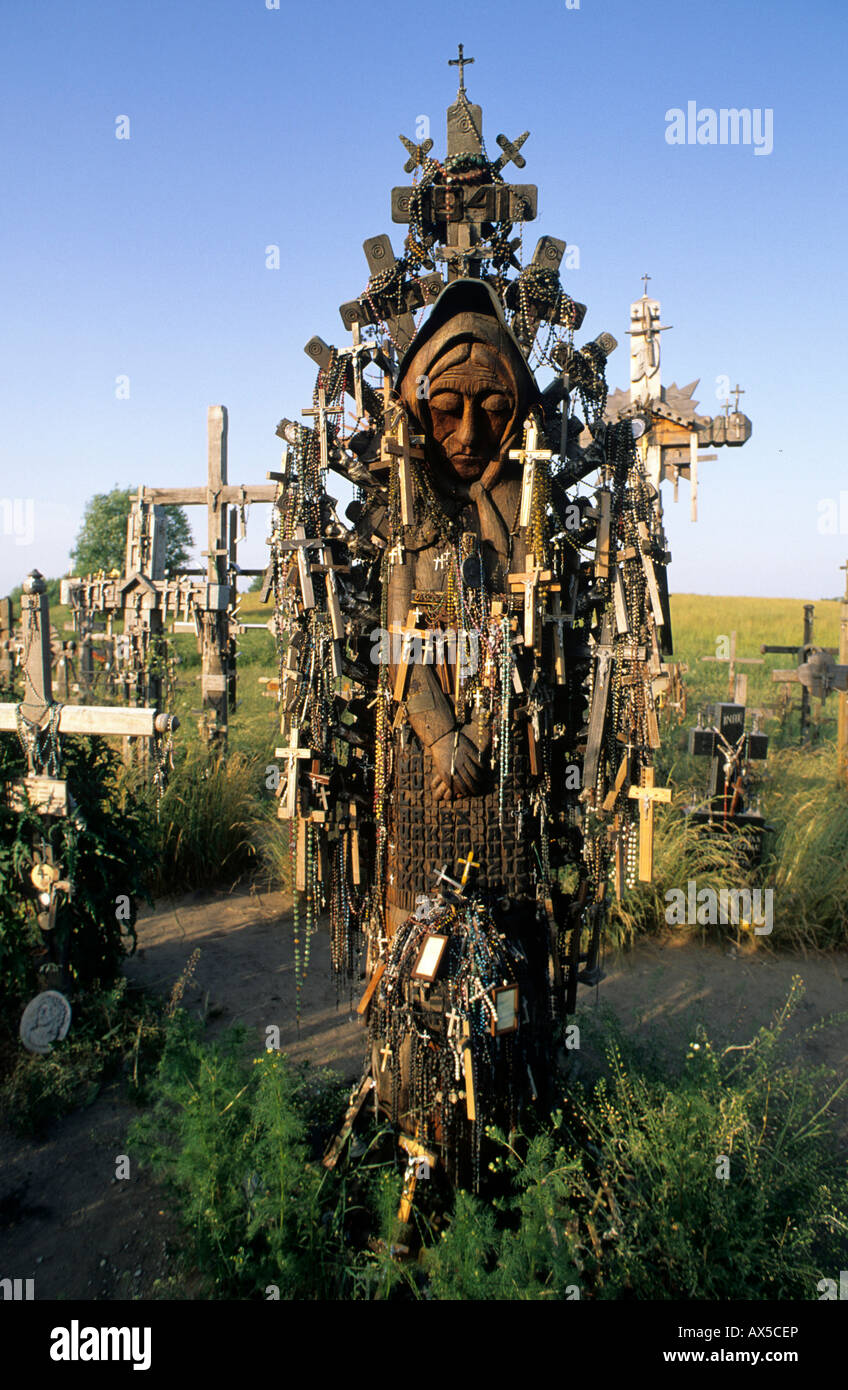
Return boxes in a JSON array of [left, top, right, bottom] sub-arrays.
[[2, 886, 846, 1299]]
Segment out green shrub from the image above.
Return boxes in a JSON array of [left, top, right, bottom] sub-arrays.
[[427, 981, 848, 1299]]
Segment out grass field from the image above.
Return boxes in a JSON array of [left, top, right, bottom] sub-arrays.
[[37, 587, 848, 951]]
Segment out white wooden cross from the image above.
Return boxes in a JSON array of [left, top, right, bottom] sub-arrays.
[[509, 418, 552, 530], [274, 726, 313, 820], [508, 566, 553, 650]]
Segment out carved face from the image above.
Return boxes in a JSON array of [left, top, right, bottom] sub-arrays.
[[427, 361, 514, 484], [423, 343, 519, 487]]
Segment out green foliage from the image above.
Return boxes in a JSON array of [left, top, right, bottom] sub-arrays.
[[70, 486, 193, 577], [0, 735, 154, 1000], [0, 978, 167, 1135], [134, 748, 270, 897], [130, 983, 848, 1300], [130, 1016, 402, 1299], [426, 984, 848, 1300]]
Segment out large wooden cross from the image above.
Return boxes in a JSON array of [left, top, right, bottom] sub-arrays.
[[140, 406, 276, 745]]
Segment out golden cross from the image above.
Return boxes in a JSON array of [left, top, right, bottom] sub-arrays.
[[457, 850, 480, 887]]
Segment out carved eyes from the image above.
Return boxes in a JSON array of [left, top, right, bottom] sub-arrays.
[[429, 391, 511, 417]]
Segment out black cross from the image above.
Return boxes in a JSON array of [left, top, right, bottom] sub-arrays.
[[641, 273, 651, 297], [449, 43, 474, 94]]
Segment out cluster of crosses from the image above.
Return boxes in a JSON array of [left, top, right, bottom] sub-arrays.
[[61, 406, 276, 748], [0, 572, 179, 1001]]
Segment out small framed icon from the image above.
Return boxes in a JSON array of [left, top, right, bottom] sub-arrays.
[[411, 933, 449, 983], [491, 984, 519, 1036]]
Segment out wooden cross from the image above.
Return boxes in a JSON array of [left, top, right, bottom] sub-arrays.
[[339, 236, 442, 353], [627, 767, 672, 881], [382, 414, 424, 526], [398, 132, 434, 173], [731, 383, 745, 412], [493, 130, 529, 172], [275, 727, 313, 820], [434, 862, 462, 895], [457, 850, 480, 888], [510, 418, 552, 530], [302, 386, 345, 473], [700, 630, 764, 702], [508, 566, 552, 650], [582, 623, 614, 796], [391, 609, 421, 708], [448, 42, 474, 93], [139, 406, 277, 745], [641, 273, 651, 297], [543, 590, 568, 683], [379, 1042, 393, 1073]]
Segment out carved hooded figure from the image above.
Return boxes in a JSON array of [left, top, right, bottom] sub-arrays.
[[383, 280, 544, 924]]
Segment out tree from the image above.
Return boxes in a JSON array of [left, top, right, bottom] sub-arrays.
[[70, 487, 193, 577]]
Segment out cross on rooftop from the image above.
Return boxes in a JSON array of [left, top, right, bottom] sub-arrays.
[[731, 383, 745, 412], [641, 273, 651, 297], [449, 43, 474, 93]]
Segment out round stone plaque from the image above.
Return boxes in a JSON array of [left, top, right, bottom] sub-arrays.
[[19, 990, 72, 1055]]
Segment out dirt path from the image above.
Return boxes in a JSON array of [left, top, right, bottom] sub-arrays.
[[2, 888, 846, 1300]]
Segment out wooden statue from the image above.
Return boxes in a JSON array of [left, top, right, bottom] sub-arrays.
[[269, 49, 673, 1188]]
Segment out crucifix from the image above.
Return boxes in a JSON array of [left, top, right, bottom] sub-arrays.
[[627, 767, 672, 881], [731, 383, 745, 413], [448, 42, 474, 93], [382, 413, 425, 526], [275, 726, 314, 820], [508, 565, 553, 650], [510, 417, 553, 530], [302, 387, 345, 473]]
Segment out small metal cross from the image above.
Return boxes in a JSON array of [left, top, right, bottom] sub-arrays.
[[731, 383, 745, 412], [449, 42, 474, 94], [641, 273, 652, 297]]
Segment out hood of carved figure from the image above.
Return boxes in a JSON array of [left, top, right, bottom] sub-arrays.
[[396, 278, 539, 493]]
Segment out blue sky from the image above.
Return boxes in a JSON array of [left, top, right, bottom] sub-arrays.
[[1, 0, 846, 600]]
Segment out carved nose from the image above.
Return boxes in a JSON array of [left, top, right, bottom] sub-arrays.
[[456, 399, 479, 449]]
